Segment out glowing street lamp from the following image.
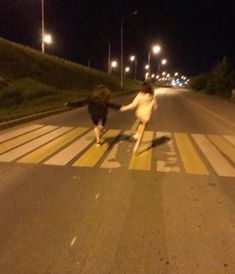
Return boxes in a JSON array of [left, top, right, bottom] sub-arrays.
[[110, 60, 118, 73], [44, 33, 52, 44], [124, 66, 130, 78], [161, 59, 167, 65], [130, 55, 137, 80], [158, 58, 167, 75]]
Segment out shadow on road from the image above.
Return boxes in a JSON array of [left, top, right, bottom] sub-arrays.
[[138, 136, 171, 155]]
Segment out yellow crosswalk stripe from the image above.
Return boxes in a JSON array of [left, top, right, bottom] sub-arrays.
[[17, 127, 82, 164], [0, 125, 57, 155], [207, 135, 235, 164], [73, 129, 121, 167], [128, 131, 153, 171], [44, 128, 92, 166], [0, 127, 68, 162], [174, 133, 209, 175], [192, 134, 235, 177], [0, 124, 43, 143]]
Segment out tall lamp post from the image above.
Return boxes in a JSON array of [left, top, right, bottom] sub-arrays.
[[41, 0, 45, 53], [148, 44, 161, 78], [120, 11, 138, 89]]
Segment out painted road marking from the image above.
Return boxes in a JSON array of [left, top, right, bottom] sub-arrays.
[[207, 135, 235, 164], [0, 126, 57, 154], [156, 132, 180, 173], [17, 127, 81, 164], [129, 131, 153, 171], [192, 134, 235, 177], [44, 128, 92, 166], [0, 124, 43, 143], [223, 135, 235, 147], [174, 133, 209, 175], [73, 129, 121, 167], [0, 125, 57, 155], [0, 127, 69, 162]]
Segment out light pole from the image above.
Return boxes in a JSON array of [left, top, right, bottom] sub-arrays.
[[103, 38, 111, 74], [41, 0, 45, 53], [148, 44, 161, 77], [120, 11, 138, 89], [130, 55, 137, 80]]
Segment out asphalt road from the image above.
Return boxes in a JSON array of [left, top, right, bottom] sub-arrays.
[[0, 88, 235, 274]]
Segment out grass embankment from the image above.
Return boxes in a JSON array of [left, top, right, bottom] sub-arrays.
[[0, 38, 141, 122]]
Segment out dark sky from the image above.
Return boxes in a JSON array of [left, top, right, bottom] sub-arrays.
[[0, 0, 235, 78]]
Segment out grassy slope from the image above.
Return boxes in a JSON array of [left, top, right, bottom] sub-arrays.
[[0, 38, 141, 122]]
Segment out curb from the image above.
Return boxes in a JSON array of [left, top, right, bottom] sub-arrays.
[[0, 90, 137, 131], [0, 107, 70, 130]]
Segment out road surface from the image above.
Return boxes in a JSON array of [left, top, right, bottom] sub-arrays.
[[0, 88, 235, 273]]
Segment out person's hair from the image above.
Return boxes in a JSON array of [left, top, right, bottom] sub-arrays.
[[91, 84, 111, 103], [141, 82, 154, 95]]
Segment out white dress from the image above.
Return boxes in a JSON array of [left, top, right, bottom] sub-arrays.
[[122, 92, 158, 123]]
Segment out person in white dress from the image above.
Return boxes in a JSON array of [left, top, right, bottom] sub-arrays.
[[120, 82, 158, 153]]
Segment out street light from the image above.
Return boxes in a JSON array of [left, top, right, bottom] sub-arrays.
[[110, 60, 118, 73], [148, 44, 161, 76], [130, 55, 137, 80], [41, 0, 45, 53], [124, 66, 130, 78], [120, 10, 138, 89], [158, 58, 167, 75], [44, 33, 52, 44]]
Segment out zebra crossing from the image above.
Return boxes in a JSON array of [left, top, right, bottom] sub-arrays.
[[0, 123, 235, 177]]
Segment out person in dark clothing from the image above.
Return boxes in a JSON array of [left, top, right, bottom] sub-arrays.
[[66, 84, 121, 146]]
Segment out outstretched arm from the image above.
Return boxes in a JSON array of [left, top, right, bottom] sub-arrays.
[[120, 94, 140, 112]]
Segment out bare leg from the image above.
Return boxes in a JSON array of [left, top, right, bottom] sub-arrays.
[[133, 122, 146, 154], [94, 126, 100, 145]]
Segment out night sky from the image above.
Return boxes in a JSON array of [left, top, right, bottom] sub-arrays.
[[0, 0, 235, 78]]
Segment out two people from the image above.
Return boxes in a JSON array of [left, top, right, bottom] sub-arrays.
[[66, 82, 158, 153]]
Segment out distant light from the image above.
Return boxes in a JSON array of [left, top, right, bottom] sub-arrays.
[[130, 55, 135, 62], [167, 74, 170, 77], [171, 80, 176, 86], [111, 61, 118, 68], [151, 74, 155, 78], [125, 66, 130, 72], [156, 75, 160, 79], [174, 72, 179, 77], [162, 71, 166, 76], [152, 45, 161, 54], [145, 64, 149, 70], [44, 34, 52, 44], [161, 59, 167, 65]]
